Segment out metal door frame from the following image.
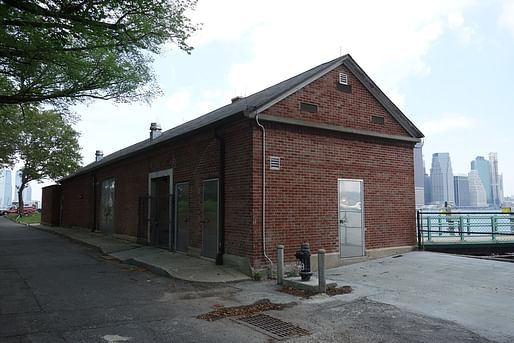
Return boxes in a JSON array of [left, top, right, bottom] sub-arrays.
[[98, 177, 115, 235], [201, 178, 219, 258], [147, 169, 173, 250], [338, 178, 365, 257]]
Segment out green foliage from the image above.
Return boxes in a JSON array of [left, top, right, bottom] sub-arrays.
[[7, 104, 82, 213], [7, 212, 41, 225], [0, 0, 199, 106]]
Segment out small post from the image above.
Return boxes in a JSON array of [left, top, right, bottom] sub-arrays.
[[276, 245, 284, 285], [318, 249, 326, 293], [459, 217, 464, 241]]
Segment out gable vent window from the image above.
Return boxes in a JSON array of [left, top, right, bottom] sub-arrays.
[[371, 115, 385, 125], [299, 102, 318, 113], [339, 73, 348, 85], [269, 156, 281, 170]]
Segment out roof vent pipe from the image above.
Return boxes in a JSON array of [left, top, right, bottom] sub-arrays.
[[231, 96, 244, 103], [95, 150, 103, 162], [150, 122, 162, 140]]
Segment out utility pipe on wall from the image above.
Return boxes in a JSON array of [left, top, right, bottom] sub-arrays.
[[255, 114, 273, 273]]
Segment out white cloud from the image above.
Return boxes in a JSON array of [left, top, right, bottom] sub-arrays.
[[165, 90, 192, 113], [419, 112, 479, 135], [190, 0, 479, 111], [447, 11, 476, 44], [498, 0, 514, 36]]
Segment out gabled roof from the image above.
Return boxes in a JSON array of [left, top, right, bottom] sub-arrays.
[[62, 54, 424, 181]]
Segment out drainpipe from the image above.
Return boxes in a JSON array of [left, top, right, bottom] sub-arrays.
[[91, 174, 97, 232], [255, 114, 273, 273], [215, 130, 225, 265]]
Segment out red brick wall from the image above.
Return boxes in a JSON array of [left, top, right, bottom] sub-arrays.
[[250, 64, 417, 267], [251, 123, 416, 267], [261, 65, 409, 137], [41, 184, 61, 226], [56, 123, 256, 257], [60, 174, 95, 228], [223, 121, 254, 257]]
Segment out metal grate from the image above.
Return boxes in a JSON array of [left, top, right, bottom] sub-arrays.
[[234, 314, 310, 340], [269, 156, 281, 170], [339, 72, 348, 85]]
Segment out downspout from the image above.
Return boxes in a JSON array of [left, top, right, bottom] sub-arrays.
[[91, 174, 97, 232], [215, 130, 225, 265], [255, 114, 273, 273]]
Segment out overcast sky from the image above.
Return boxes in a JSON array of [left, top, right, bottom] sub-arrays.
[[30, 0, 514, 201]]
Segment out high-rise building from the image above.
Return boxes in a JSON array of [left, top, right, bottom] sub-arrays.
[[430, 153, 455, 205], [15, 170, 32, 204], [471, 156, 493, 206], [424, 172, 432, 205], [413, 142, 425, 208], [489, 152, 502, 207], [0, 169, 13, 208], [454, 175, 470, 208], [468, 170, 487, 208]]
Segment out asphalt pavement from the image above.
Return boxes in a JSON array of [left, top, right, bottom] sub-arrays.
[[1, 216, 512, 342]]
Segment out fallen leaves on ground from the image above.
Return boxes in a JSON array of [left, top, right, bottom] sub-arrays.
[[280, 285, 352, 298], [196, 299, 291, 321]]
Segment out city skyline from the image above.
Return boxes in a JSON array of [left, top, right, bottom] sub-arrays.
[[422, 150, 506, 208], [0, 168, 32, 208]]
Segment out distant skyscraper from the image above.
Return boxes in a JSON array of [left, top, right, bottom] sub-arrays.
[[424, 172, 432, 205], [471, 156, 493, 206], [499, 174, 504, 205], [430, 153, 455, 205], [413, 142, 425, 208], [15, 170, 32, 204], [0, 169, 13, 208], [454, 175, 470, 208], [468, 170, 487, 208], [489, 152, 501, 207]]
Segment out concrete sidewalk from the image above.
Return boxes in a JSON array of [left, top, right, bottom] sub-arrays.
[[32, 224, 250, 283], [324, 251, 514, 343]]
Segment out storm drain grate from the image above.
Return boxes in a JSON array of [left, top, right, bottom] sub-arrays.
[[233, 313, 310, 340]]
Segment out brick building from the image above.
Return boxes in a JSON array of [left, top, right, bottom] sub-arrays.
[[42, 55, 424, 275]]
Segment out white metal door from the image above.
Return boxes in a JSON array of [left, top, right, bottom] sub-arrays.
[[338, 179, 364, 257]]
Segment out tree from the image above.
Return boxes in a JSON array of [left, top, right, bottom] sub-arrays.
[[14, 105, 82, 214], [0, 0, 199, 107]]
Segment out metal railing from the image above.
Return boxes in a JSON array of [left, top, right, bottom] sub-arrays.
[[417, 211, 514, 248]]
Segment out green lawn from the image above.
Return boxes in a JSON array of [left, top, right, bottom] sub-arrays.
[[5, 212, 41, 225]]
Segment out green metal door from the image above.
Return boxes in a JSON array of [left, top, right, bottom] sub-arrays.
[[175, 182, 189, 253], [338, 179, 365, 257], [202, 179, 219, 259]]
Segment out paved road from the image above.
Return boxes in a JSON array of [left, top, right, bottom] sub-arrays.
[[0, 217, 501, 343], [0, 218, 262, 343]]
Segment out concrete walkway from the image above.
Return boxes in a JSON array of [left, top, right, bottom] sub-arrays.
[[325, 251, 514, 343], [32, 224, 250, 283]]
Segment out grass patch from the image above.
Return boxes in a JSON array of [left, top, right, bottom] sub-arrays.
[[5, 212, 41, 225]]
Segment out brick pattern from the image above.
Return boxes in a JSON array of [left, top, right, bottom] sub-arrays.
[[41, 185, 61, 226], [261, 66, 409, 137], [47, 61, 419, 271], [251, 123, 416, 266], [59, 129, 222, 252]]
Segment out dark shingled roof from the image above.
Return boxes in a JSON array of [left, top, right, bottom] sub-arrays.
[[62, 54, 423, 181]]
